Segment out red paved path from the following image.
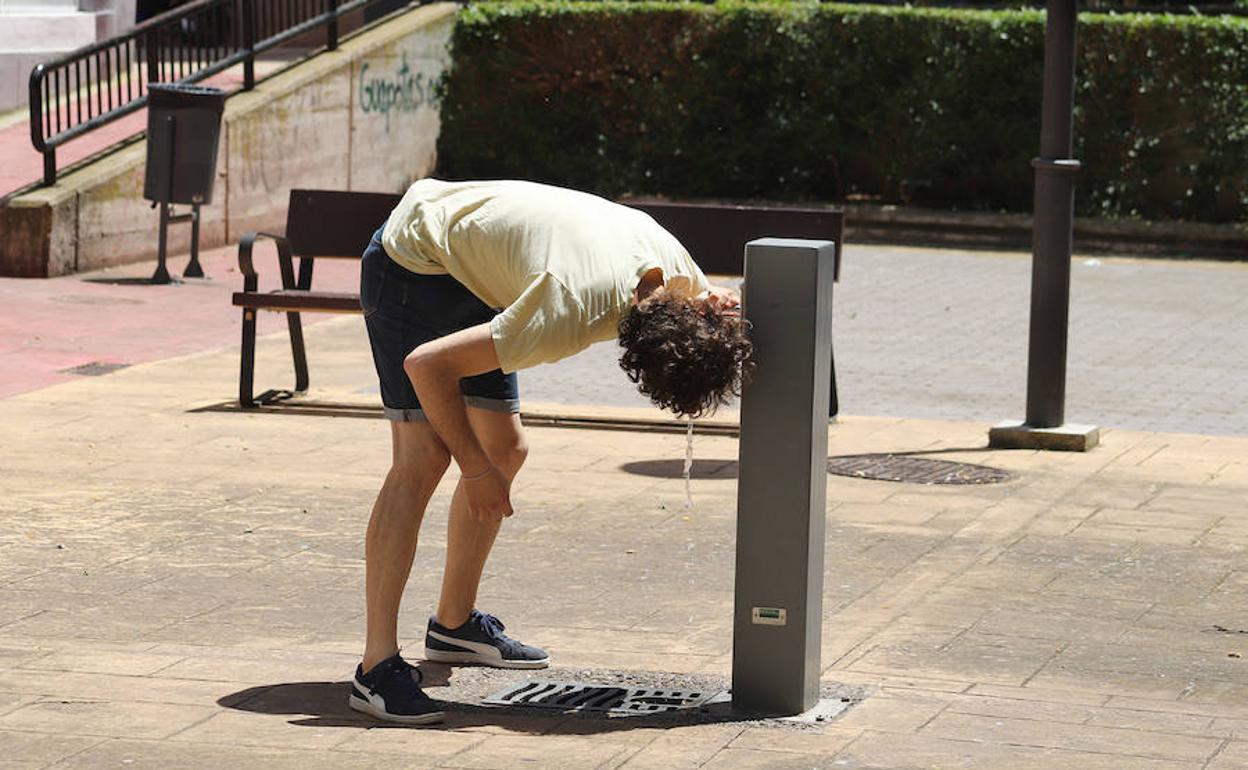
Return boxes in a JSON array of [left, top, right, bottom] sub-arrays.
[[0, 242, 359, 398]]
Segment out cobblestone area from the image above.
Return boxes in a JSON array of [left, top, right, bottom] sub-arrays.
[[521, 246, 1248, 436]]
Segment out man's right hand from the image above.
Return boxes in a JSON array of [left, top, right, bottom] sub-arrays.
[[462, 465, 513, 521]]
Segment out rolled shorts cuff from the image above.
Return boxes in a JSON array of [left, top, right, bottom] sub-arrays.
[[383, 405, 425, 422], [464, 395, 521, 414], [382, 396, 520, 422]]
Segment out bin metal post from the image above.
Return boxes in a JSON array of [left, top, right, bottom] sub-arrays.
[[732, 238, 837, 716], [151, 114, 175, 285], [184, 204, 204, 278]]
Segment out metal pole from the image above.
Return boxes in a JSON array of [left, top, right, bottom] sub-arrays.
[[241, 0, 255, 91], [151, 114, 174, 284], [327, 0, 340, 50], [43, 149, 57, 187], [184, 203, 204, 278], [153, 203, 172, 284], [732, 238, 837, 716], [1024, 0, 1080, 428]]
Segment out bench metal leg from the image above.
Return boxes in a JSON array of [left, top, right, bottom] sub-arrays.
[[829, 344, 839, 418], [240, 308, 258, 408], [287, 311, 309, 393]]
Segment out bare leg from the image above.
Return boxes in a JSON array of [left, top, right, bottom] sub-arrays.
[[435, 409, 528, 629], [363, 421, 450, 672]]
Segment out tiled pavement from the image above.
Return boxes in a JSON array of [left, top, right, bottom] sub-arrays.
[[1, 315, 1247, 768]]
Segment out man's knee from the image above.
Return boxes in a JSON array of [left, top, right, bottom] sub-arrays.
[[390, 424, 452, 487], [486, 436, 528, 478]]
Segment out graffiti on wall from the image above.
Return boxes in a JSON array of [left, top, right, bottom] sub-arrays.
[[358, 53, 434, 133]]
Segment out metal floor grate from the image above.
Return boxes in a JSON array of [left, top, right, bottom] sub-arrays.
[[828, 454, 1013, 485], [483, 680, 720, 715]]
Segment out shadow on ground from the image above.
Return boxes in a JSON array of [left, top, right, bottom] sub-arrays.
[[620, 447, 1014, 482], [218, 663, 763, 734]]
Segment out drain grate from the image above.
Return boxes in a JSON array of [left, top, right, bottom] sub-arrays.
[[60, 361, 131, 377], [828, 454, 1012, 485], [483, 680, 720, 715]]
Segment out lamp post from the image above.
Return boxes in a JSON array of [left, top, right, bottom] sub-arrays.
[[989, 0, 1099, 452]]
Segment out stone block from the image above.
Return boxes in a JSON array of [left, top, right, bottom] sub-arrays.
[[989, 420, 1100, 452]]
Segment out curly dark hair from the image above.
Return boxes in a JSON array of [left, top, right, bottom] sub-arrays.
[[618, 294, 754, 418]]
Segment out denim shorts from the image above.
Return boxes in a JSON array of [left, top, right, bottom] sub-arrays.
[[360, 227, 519, 422]]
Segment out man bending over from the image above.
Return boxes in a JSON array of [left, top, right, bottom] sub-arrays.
[[350, 179, 751, 724]]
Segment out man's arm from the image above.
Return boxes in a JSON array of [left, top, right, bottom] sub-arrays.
[[404, 322, 513, 521]]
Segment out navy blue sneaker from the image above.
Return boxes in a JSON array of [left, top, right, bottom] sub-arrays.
[[348, 653, 444, 725], [425, 610, 549, 669]]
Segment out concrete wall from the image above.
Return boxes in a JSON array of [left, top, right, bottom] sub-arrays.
[[0, 2, 454, 277]]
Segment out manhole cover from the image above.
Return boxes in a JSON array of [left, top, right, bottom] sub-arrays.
[[61, 361, 131, 377], [483, 680, 720, 715], [827, 454, 1012, 485]]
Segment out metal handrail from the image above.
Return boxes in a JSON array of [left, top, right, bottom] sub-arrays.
[[28, 0, 380, 187]]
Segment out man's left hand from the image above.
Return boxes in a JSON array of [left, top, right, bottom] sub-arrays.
[[699, 286, 741, 314]]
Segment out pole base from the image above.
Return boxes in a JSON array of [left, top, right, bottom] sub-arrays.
[[989, 420, 1100, 452]]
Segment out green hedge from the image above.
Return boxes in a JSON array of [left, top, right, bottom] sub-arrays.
[[438, 2, 1248, 223]]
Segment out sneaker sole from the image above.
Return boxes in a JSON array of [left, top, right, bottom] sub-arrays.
[[424, 646, 550, 670], [348, 693, 445, 725]]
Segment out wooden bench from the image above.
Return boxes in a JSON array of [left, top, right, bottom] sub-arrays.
[[234, 189, 844, 412], [233, 189, 400, 407]]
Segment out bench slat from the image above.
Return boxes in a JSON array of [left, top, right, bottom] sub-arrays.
[[233, 290, 363, 313], [286, 189, 402, 259], [624, 200, 844, 278]]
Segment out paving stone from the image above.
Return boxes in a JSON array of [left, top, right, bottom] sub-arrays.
[[614, 724, 747, 769], [1206, 740, 1248, 769], [18, 648, 189, 677], [0, 729, 104, 768], [699, 747, 842, 769], [0, 667, 253, 706], [921, 711, 1222, 762], [331, 726, 488, 757], [169, 710, 363, 751], [943, 693, 1097, 725], [849, 632, 1062, 686], [831, 693, 948, 733], [965, 683, 1109, 708], [438, 734, 632, 769], [1084, 707, 1215, 736], [0, 698, 217, 740], [727, 726, 859, 755], [835, 731, 1201, 769], [49, 738, 425, 770]]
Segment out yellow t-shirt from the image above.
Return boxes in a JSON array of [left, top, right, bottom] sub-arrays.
[[381, 179, 710, 373]]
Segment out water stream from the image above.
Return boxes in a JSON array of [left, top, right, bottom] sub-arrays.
[[683, 417, 694, 512]]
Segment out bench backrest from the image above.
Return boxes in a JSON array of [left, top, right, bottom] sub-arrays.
[[624, 200, 844, 279], [282, 189, 844, 278], [285, 189, 403, 258]]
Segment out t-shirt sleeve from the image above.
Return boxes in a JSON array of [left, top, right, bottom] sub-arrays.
[[489, 273, 592, 373], [658, 244, 711, 299]]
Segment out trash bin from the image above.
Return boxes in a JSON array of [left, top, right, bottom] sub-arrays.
[[143, 83, 226, 205]]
